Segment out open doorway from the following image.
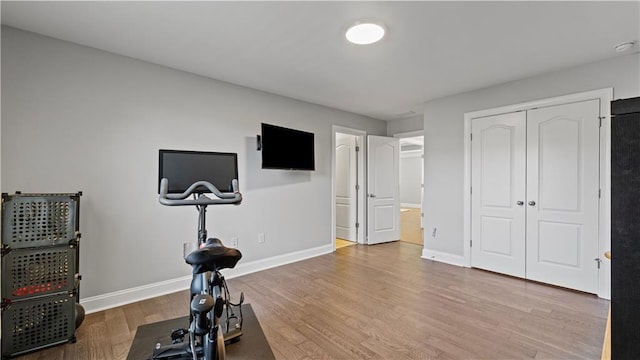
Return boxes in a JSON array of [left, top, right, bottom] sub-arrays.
[[331, 126, 366, 250], [397, 134, 424, 246]]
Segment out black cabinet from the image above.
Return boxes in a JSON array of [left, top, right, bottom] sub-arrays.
[[1, 192, 83, 358], [612, 96, 640, 359]]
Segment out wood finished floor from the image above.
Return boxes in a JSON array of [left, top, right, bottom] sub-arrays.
[[400, 208, 423, 246], [14, 242, 609, 360], [336, 238, 356, 249]]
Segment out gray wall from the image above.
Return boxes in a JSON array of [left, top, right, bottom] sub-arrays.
[[1, 27, 386, 300], [387, 115, 423, 136], [423, 53, 640, 256]]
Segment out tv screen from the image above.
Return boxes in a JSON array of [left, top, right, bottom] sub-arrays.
[[158, 149, 238, 194], [261, 123, 315, 170]]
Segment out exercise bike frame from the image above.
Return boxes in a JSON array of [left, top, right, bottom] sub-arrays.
[[153, 179, 243, 360]]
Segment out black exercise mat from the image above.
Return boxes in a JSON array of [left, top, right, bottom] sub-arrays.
[[127, 304, 275, 360]]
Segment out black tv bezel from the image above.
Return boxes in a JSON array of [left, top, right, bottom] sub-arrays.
[[158, 149, 239, 194], [260, 123, 315, 171]]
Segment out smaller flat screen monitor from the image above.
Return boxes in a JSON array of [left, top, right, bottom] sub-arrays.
[[261, 123, 315, 170], [158, 149, 238, 194]]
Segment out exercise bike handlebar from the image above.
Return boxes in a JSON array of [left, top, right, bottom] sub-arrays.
[[159, 178, 242, 206]]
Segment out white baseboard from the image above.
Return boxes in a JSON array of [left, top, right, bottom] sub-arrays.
[[421, 248, 465, 267], [80, 275, 192, 314], [81, 244, 334, 314], [221, 244, 334, 280]]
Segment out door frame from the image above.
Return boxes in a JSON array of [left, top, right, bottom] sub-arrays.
[[463, 88, 613, 299], [331, 125, 366, 249]]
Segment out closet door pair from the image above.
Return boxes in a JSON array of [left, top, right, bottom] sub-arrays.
[[471, 100, 600, 293]]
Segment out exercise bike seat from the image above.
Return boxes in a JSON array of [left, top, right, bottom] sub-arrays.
[[185, 238, 242, 274]]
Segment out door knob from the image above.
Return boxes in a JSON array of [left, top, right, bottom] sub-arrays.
[[528, 201, 536, 206], [517, 201, 524, 206], [369, 194, 376, 198]]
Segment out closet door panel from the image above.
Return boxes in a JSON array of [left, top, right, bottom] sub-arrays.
[[538, 119, 581, 211], [526, 99, 600, 293], [471, 112, 526, 277]]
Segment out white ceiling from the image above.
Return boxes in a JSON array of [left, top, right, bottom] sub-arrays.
[[2, 1, 639, 121]]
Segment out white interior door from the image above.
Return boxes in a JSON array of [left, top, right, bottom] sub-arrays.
[[335, 133, 357, 241], [471, 112, 527, 277], [525, 100, 600, 293], [367, 135, 400, 244]]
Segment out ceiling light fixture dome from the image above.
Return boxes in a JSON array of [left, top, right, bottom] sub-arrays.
[[345, 22, 386, 45]]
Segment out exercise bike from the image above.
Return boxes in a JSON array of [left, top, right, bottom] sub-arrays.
[[153, 178, 244, 360]]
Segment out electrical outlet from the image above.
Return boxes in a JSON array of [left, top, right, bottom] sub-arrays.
[[258, 233, 265, 244], [230, 237, 239, 248], [432, 227, 437, 237]]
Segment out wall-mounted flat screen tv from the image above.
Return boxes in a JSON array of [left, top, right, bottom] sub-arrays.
[[260, 123, 315, 171], [158, 149, 238, 194]]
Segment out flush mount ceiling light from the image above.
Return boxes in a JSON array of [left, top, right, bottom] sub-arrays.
[[615, 41, 635, 53], [345, 22, 386, 45]]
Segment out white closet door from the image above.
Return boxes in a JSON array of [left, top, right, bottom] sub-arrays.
[[471, 112, 527, 277], [525, 99, 600, 293]]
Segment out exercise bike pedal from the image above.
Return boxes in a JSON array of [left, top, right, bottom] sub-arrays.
[[170, 328, 188, 344], [224, 328, 243, 344]]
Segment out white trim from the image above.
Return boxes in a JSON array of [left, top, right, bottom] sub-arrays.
[[400, 150, 422, 158], [465, 89, 612, 120], [222, 244, 332, 279], [81, 244, 333, 314], [421, 249, 465, 267], [401, 203, 421, 209], [463, 88, 613, 298], [80, 275, 192, 315], [331, 125, 367, 248], [463, 113, 472, 267], [599, 90, 613, 300], [393, 130, 424, 138]]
